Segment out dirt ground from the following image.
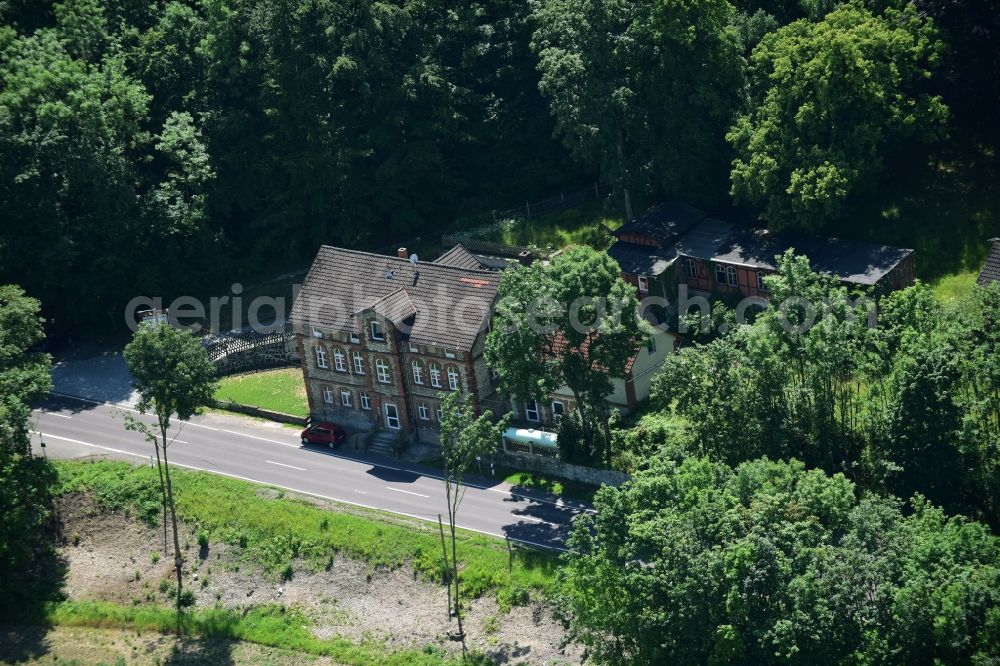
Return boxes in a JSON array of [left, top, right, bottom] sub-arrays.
[[1, 624, 338, 665], [29, 493, 583, 665]]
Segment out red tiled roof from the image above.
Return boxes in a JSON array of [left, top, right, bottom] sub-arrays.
[[549, 332, 640, 376]]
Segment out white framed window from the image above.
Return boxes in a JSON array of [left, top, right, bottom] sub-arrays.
[[340, 389, 352, 407], [333, 348, 346, 372], [418, 402, 429, 420], [375, 358, 391, 384], [551, 400, 565, 418], [447, 367, 459, 391], [435, 405, 443, 422], [716, 264, 738, 287], [756, 271, 769, 292], [444, 349, 456, 359], [725, 266, 738, 286], [409, 343, 419, 353], [524, 401, 539, 422], [685, 258, 697, 279], [412, 361, 424, 384], [429, 364, 442, 388], [350, 332, 360, 343], [322, 386, 334, 404], [360, 391, 371, 410], [637, 275, 649, 293], [312, 327, 323, 338], [370, 321, 384, 341], [353, 351, 364, 374], [315, 346, 328, 369]]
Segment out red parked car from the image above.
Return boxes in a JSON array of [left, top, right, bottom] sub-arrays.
[[300, 421, 347, 448]]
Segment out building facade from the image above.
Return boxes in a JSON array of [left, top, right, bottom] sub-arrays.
[[289, 245, 502, 442], [508, 328, 677, 428], [608, 202, 916, 303]]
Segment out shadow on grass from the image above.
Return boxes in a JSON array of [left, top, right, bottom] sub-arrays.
[[849, 134, 1000, 281], [164, 636, 236, 665]]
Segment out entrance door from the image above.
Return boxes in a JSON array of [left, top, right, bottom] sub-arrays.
[[384, 403, 400, 430]]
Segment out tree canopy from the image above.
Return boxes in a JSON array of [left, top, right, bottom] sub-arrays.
[[728, 2, 948, 230], [485, 246, 650, 463], [532, 0, 744, 216], [563, 454, 1000, 665], [652, 252, 1000, 525], [0, 285, 56, 620]]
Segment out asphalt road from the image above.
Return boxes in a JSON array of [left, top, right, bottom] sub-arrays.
[[30, 393, 591, 551]]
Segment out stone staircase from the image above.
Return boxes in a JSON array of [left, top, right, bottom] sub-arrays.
[[368, 431, 397, 457]]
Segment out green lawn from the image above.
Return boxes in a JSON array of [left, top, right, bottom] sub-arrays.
[[215, 368, 308, 418], [501, 469, 599, 503], [458, 202, 622, 253], [55, 461, 559, 606], [929, 270, 979, 302]]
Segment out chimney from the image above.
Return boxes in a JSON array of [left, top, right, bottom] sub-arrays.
[[397, 247, 408, 259], [517, 250, 533, 266]]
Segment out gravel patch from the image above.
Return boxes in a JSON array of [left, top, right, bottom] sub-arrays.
[[56, 493, 583, 664]]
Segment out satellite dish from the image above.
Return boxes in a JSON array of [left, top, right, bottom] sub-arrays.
[[409, 253, 419, 265]]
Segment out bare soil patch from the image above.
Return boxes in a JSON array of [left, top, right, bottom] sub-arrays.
[[0, 624, 336, 665], [54, 492, 583, 664]]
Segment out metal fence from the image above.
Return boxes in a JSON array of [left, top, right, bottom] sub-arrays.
[[202, 325, 299, 376], [452, 182, 606, 228]]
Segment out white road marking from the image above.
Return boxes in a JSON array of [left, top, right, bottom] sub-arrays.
[[42, 393, 593, 517], [40, 411, 72, 419], [32, 431, 147, 460], [31, 428, 567, 552], [516, 515, 552, 524], [221, 429, 297, 447], [265, 460, 306, 471], [385, 486, 430, 498]]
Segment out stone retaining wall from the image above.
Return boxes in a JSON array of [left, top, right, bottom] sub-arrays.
[[492, 451, 630, 487], [213, 400, 308, 426]]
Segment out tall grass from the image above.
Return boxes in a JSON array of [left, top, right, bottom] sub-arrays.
[[55, 461, 559, 602], [929, 270, 978, 302], [48, 600, 461, 665]]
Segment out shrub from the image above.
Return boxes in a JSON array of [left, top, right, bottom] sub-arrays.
[[197, 530, 209, 549], [178, 589, 195, 608]]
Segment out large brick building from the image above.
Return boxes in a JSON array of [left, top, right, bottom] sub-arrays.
[[288, 245, 503, 441], [290, 242, 676, 439]]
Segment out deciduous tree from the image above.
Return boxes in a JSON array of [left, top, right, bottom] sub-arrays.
[[486, 247, 649, 464], [729, 2, 948, 230], [123, 323, 217, 617], [532, 0, 744, 216], [563, 455, 1000, 664], [437, 391, 509, 649]]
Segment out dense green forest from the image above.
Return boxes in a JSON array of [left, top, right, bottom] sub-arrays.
[[2, 0, 997, 332]]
